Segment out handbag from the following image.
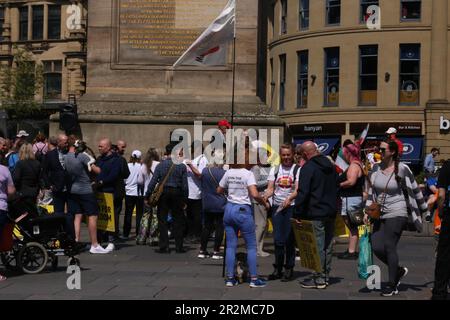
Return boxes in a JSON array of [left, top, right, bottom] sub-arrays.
[[365, 171, 394, 220], [358, 225, 373, 280], [148, 163, 175, 207]]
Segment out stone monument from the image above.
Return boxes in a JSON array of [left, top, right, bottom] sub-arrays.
[[51, 0, 282, 155]]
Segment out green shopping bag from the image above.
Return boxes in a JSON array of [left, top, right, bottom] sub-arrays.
[[358, 225, 373, 280]]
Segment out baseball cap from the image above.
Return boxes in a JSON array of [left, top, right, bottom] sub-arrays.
[[16, 130, 29, 138], [385, 127, 397, 134], [132, 150, 142, 158], [218, 119, 232, 129]]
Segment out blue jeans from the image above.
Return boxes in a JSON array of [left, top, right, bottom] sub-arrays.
[[271, 206, 296, 269], [223, 202, 258, 278]]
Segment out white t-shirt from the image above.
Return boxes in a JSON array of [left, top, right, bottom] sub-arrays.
[[184, 154, 209, 200], [140, 161, 160, 195], [219, 168, 256, 205], [267, 165, 300, 206], [125, 163, 143, 196]]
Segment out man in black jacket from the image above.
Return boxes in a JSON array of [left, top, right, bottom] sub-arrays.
[[294, 141, 338, 289], [42, 134, 74, 238]]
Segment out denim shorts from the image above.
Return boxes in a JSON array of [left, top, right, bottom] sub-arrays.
[[68, 193, 99, 216], [341, 196, 364, 216]]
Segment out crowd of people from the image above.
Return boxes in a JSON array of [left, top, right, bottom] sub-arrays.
[[0, 123, 448, 299]]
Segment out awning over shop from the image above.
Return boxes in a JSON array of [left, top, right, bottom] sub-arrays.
[[293, 137, 341, 156]]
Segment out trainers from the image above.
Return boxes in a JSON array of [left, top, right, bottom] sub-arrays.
[[225, 278, 238, 287], [337, 250, 358, 260], [249, 278, 267, 288], [395, 267, 408, 286], [197, 251, 210, 259], [89, 245, 110, 254], [105, 243, 115, 252], [257, 251, 270, 257], [212, 252, 223, 260], [300, 277, 327, 289], [381, 285, 399, 297]]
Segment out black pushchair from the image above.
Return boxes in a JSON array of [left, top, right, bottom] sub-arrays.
[[0, 197, 82, 274]]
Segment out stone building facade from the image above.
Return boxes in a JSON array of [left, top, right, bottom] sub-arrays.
[[49, 0, 282, 155], [0, 0, 87, 104], [268, 0, 450, 164]]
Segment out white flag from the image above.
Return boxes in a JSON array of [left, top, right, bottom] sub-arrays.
[[173, 0, 235, 67]]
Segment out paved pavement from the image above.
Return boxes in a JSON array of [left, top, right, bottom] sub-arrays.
[[0, 225, 438, 300]]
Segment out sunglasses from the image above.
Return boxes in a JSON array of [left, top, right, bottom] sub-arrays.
[[380, 148, 387, 153]]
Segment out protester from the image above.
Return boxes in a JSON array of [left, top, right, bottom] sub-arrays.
[[41, 134, 74, 239], [32, 133, 48, 162], [432, 159, 450, 300], [146, 143, 188, 254], [264, 144, 299, 282], [294, 141, 338, 289], [96, 138, 126, 250], [114, 139, 131, 240], [6, 131, 29, 173], [217, 145, 267, 288], [337, 142, 365, 260], [184, 141, 208, 244], [0, 138, 8, 166], [0, 163, 15, 282], [251, 158, 271, 258], [122, 150, 144, 239], [365, 140, 428, 296], [12, 143, 43, 208], [47, 136, 58, 152], [64, 136, 108, 254], [424, 148, 440, 177], [198, 151, 226, 259]]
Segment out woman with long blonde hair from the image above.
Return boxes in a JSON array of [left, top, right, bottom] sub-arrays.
[[12, 143, 43, 207]]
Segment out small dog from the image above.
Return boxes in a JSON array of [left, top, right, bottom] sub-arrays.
[[235, 252, 249, 284]]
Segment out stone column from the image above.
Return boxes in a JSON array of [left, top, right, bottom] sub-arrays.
[[43, 4, 48, 40], [429, 0, 448, 101]]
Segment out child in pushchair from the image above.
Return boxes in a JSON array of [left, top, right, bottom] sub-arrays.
[[0, 197, 82, 274]]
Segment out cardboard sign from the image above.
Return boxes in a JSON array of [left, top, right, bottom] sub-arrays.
[[96, 193, 115, 232], [291, 220, 322, 273]]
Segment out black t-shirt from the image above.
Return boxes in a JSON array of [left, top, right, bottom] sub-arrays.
[[437, 161, 450, 190]]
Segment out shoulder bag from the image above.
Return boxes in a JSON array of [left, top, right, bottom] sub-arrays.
[[365, 170, 394, 220], [148, 163, 175, 207]]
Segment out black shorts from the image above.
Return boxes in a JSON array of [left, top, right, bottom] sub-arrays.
[[68, 193, 99, 216]]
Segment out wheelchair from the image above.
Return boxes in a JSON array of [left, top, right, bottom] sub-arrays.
[[0, 200, 82, 274]]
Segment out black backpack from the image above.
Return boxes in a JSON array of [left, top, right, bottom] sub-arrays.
[[34, 145, 46, 162]]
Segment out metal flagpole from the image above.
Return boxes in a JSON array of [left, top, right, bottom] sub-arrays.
[[230, 36, 236, 127]]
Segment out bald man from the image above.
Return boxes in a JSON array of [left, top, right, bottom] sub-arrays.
[[294, 141, 338, 289], [96, 138, 129, 249], [41, 133, 75, 239]]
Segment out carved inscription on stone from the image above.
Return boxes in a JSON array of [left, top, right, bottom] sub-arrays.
[[118, 0, 227, 65]]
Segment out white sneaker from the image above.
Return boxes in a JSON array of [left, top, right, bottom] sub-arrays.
[[105, 243, 115, 252], [89, 245, 110, 254], [257, 251, 270, 257]]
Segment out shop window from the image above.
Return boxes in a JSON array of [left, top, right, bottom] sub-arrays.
[[19, 6, 28, 41], [281, 0, 287, 34], [279, 54, 286, 111], [0, 7, 4, 42], [297, 50, 308, 108], [360, 0, 379, 23], [32, 5, 44, 40], [324, 47, 339, 107], [399, 44, 420, 105], [326, 0, 340, 25], [299, 0, 309, 30], [359, 45, 378, 106], [48, 5, 61, 40], [43, 60, 62, 99], [401, 0, 421, 20]]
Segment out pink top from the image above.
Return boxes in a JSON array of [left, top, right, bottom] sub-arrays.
[[32, 142, 48, 155]]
